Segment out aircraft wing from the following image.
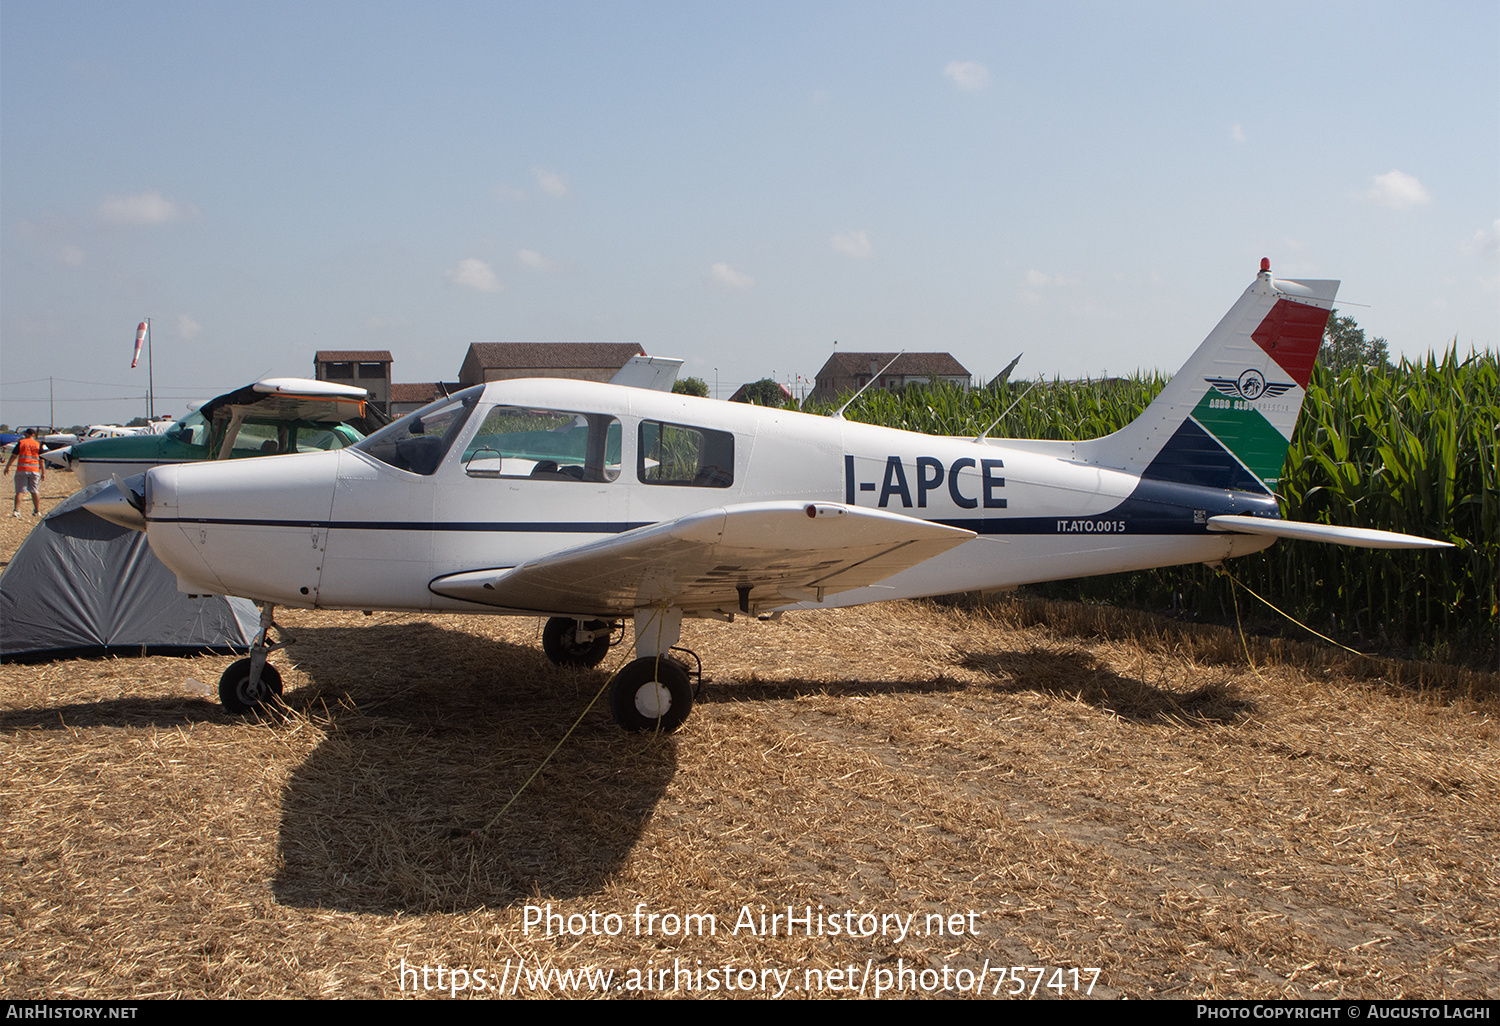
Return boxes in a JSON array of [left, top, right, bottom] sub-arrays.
[[1207, 515, 1453, 550], [428, 501, 975, 616], [201, 378, 370, 425]]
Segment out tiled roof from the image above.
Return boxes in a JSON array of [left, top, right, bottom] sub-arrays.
[[816, 352, 970, 377], [315, 350, 393, 362], [389, 382, 458, 403], [464, 342, 644, 369]]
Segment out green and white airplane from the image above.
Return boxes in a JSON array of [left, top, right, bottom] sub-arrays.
[[46, 378, 382, 487]]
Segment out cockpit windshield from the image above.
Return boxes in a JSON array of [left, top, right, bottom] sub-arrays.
[[165, 410, 210, 447], [352, 386, 482, 475]]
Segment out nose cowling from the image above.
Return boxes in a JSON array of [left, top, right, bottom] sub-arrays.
[[143, 452, 342, 606]]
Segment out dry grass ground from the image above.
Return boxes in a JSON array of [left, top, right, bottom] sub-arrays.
[[2, 472, 1496, 999]]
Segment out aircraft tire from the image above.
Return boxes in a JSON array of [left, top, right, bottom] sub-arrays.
[[218, 659, 284, 715], [609, 657, 693, 733], [542, 617, 613, 667]]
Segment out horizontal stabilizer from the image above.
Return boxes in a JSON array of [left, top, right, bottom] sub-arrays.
[[609, 355, 684, 392], [429, 501, 974, 616], [1207, 515, 1453, 550]]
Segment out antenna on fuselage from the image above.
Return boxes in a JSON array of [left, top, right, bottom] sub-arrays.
[[832, 350, 905, 420], [975, 379, 1039, 442]]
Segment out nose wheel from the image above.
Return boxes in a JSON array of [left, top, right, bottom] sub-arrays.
[[218, 601, 292, 715], [219, 660, 284, 713]]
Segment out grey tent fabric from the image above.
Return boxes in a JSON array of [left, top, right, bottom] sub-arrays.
[[0, 483, 258, 661]]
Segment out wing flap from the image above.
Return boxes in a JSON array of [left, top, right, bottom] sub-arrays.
[[1207, 515, 1453, 550], [429, 501, 975, 615]]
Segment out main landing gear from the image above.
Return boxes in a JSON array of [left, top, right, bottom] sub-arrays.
[[541, 616, 615, 668], [609, 606, 698, 734], [542, 608, 700, 733], [219, 602, 290, 715], [610, 656, 694, 733]]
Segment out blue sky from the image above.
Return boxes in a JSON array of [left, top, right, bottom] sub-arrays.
[[3, 1, 1496, 426]]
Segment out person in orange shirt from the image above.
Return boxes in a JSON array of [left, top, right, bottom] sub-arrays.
[[4, 428, 46, 517]]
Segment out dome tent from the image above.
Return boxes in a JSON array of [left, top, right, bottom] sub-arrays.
[[0, 483, 258, 661]]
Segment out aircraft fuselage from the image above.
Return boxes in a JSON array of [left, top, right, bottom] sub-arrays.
[[142, 377, 1276, 617]]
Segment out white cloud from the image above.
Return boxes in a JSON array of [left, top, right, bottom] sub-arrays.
[[1464, 218, 1500, 254], [518, 248, 559, 271], [1363, 170, 1431, 210], [1025, 269, 1076, 289], [944, 60, 990, 91], [178, 314, 201, 340], [830, 230, 872, 259], [59, 245, 85, 267], [1230, 123, 1246, 144], [97, 190, 185, 225], [446, 258, 503, 292], [533, 166, 569, 198], [709, 262, 754, 289], [1018, 269, 1075, 304]]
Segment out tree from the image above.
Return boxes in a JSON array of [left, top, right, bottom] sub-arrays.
[[736, 378, 791, 406], [1321, 311, 1390, 373], [729, 378, 792, 408], [672, 376, 709, 397]]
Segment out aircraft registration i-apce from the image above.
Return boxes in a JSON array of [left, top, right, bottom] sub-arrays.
[[87, 259, 1452, 732]]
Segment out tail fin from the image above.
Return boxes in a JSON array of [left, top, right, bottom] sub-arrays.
[[1079, 260, 1338, 495]]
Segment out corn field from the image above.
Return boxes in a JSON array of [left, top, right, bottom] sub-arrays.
[[810, 349, 1499, 666]]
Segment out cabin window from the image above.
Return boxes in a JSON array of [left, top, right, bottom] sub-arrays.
[[228, 421, 292, 457], [353, 386, 482, 475], [638, 421, 733, 488], [462, 406, 622, 482], [222, 421, 353, 457]]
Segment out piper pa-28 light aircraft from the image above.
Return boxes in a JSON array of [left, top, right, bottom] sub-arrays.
[[88, 260, 1451, 731]]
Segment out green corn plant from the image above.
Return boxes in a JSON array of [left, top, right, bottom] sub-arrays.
[[807, 350, 1497, 666]]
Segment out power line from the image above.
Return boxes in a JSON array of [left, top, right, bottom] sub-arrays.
[[0, 395, 149, 403]]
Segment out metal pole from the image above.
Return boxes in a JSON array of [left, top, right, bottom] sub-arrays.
[[146, 317, 155, 421]]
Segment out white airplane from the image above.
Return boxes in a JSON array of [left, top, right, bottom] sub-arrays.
[[87, 260, 1451, 730]]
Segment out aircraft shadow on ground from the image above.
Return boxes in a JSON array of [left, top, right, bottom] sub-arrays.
[[698, 673, 973, 706], [0, 693, 226, 731], [956, 646, 1257, 725], [270, 624, 1002, 913], [271, 621, 678, 914]]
